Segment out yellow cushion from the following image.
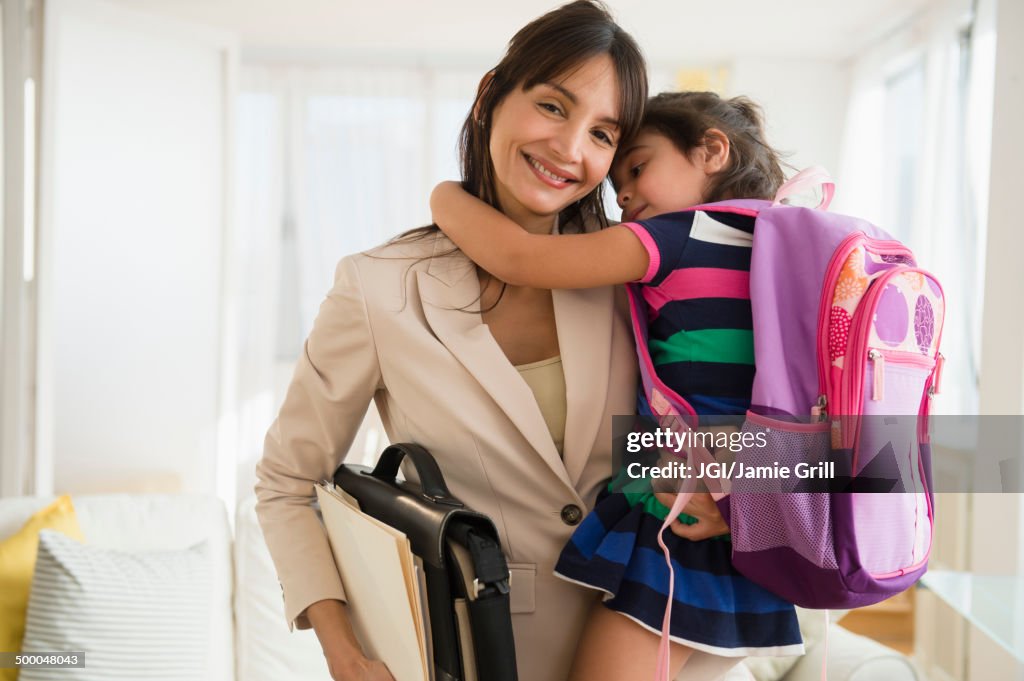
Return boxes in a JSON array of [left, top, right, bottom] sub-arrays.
[[0, 496, 84, 681]]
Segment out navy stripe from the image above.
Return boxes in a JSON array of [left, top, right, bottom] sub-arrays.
[[564, 493, 741, 577], [604, 581, 802, 648], [619, 546, 796, 613], [703, 210, 756, 233], [625, 520, 736, 571], [562, 525, 739, 579], [687, 394, 753, 415], [654, 361, 755, 399], [682, 239, 753, 270], [650, 298, 753, 334], [634, 212, 694, 285], [556, 545, 631, 593]]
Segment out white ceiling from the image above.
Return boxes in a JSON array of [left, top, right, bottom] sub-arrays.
[[110, 0, 935, 65]]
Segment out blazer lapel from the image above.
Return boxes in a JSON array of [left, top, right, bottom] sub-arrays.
[[415, 241, 573, 490], [555, 286, 614, 487]]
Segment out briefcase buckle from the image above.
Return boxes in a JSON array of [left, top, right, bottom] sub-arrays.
[[473, 576, 511, 598]]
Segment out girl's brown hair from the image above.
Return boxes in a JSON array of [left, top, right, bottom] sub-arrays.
[[636, 91, 785, 202]]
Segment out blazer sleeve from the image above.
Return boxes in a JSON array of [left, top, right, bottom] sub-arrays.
[[254, 255, 383, 630]]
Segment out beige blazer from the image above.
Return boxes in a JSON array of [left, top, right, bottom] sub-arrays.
[[255, 234, 741, 681]]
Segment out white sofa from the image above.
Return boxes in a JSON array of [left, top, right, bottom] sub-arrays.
[[0, 494, 921, 681]]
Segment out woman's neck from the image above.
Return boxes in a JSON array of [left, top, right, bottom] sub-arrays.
[[493, 187, 559, 236], [507, 208, 558, 236]]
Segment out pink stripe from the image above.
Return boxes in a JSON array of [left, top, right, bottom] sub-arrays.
[[645, 268, 750, 315], [690, 204, 761, 217], [745, 410, 830, 433], [623, 222, 660, 283]]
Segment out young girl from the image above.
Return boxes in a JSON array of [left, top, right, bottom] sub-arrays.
[[430, 91, 803, 680]]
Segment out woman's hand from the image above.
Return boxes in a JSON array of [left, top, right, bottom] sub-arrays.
[[654, 491, 729, 541], [306, 599, 397, 681], [327, 655, 395, 681]]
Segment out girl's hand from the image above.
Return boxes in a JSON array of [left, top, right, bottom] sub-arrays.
[[653, 491, 729, 541]]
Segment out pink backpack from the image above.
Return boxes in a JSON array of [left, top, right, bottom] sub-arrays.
[[630, 170, 946, 680]]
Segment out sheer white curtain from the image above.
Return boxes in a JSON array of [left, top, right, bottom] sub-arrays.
[[833, 0, 984, 417], [231, 63, 481, 499]]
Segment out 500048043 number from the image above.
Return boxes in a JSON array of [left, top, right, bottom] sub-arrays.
[[0, 652, 85, 668]]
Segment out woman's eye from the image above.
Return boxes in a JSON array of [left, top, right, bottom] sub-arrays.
[[592, 130, 616, 146], [539, 102, 563, 116]]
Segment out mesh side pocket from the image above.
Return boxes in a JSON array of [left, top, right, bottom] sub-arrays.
[[730, 415, 838, 570]]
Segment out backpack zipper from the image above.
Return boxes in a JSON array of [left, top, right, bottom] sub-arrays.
[[817, 235, 916, 417], [844, 267, 943, 459]]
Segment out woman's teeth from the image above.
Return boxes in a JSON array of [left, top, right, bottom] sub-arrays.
[[529, 156, 570, 182]]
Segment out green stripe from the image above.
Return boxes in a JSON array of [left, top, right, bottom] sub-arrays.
[[650, 328, 754, 366]]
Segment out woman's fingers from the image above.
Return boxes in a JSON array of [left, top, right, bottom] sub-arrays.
[[362, 660, 396, 681], [328, 657, 395, 681]]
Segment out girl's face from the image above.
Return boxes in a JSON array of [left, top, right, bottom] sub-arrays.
[[487, 54, 623, 233], [612, 130, 713, 223]]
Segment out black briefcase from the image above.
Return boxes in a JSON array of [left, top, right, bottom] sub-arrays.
[[333, 443, 518, 681]]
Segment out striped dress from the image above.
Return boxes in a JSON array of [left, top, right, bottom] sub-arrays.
[[554, 209, 804, 657]]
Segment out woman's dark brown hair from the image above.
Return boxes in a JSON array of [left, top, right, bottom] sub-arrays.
[[636, 91, 786, 202]]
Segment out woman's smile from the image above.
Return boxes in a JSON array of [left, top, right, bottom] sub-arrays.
[[524, 153, 579, 188]]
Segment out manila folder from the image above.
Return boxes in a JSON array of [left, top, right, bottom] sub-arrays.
[[315, 483, 428, 681]]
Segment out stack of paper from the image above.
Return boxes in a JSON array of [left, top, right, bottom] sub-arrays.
[[315, 482, 432, 681]]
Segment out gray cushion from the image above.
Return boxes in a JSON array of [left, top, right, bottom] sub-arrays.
[[19, 530, 210, 681]]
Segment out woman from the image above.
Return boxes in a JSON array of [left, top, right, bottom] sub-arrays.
[[255, 3, 646, 680]]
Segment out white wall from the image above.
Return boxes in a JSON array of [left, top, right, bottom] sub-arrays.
[[729, 58, 850, 178], [37, 0, 235, 496]]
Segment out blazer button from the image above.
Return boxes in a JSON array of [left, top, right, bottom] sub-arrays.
[[560, 504, 583, 526]]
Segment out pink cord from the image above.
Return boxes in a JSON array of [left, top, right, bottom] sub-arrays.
[[654, 488, 694, 681], [820, 610, 830, 681], [650, 419, 715, 680]]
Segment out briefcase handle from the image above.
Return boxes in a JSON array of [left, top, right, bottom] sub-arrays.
[[367, 443, 464, 507]]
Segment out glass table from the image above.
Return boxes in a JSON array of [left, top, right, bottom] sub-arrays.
[[920, 570, 1024, 662]]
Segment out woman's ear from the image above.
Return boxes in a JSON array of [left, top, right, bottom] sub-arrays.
[[472, 70, 496, 123], [702, 128, 731, 174]]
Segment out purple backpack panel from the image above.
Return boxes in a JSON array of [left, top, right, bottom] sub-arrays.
[[745, 204, 894, 419]]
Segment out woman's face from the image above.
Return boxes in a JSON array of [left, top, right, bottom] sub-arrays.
[[487, 54, 622, 233]]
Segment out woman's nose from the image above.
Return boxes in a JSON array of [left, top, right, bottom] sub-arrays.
[[551, 124, 585, 164]]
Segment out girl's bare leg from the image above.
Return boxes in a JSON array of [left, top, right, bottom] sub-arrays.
[[568, 602, 694, 681]]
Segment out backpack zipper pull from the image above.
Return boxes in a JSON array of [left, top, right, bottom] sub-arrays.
[[868, 349, 884, 401], [811, 394, 828, 421], [932, 352, 945, 395]]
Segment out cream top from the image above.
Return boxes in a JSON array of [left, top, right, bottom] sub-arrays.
[[515, 355, 567, 457]]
